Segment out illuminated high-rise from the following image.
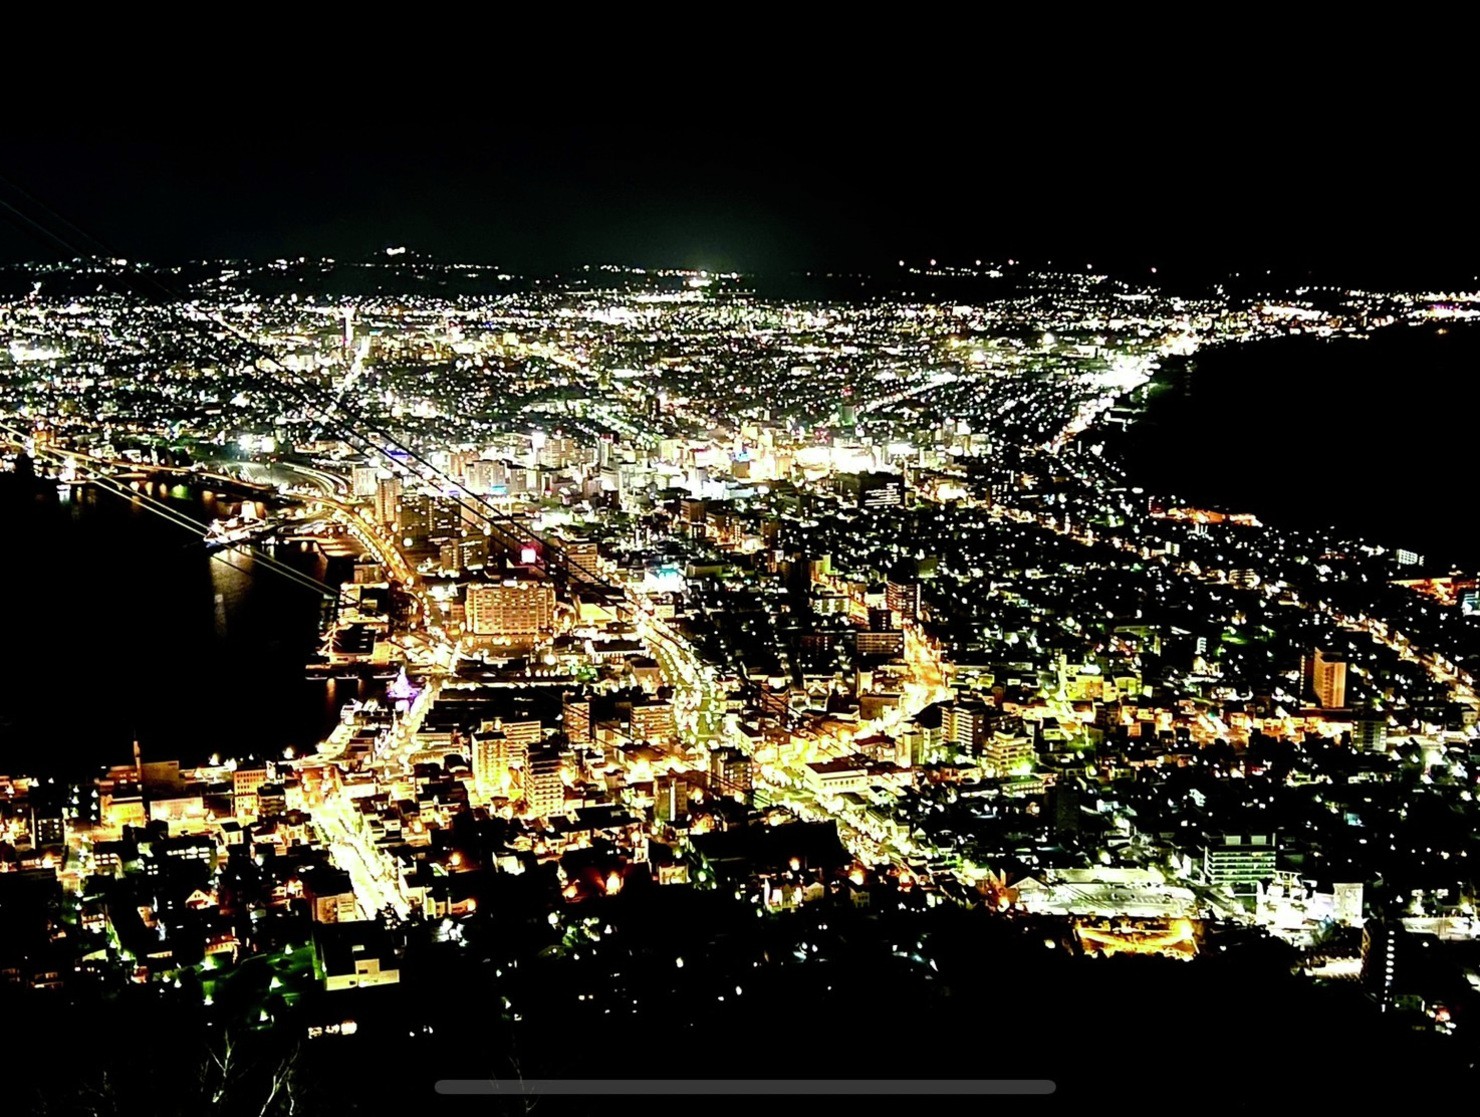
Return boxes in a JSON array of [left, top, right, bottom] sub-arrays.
[[525, 746, 564, 817], [466, 581, 556, 641], [352, 466, 378, 498], [374, 476, 402, 526], [1352, 698, 1388, 752], [708, 748, 752, 799], [561, 539, 602, 584], [982, 731, 1033, 777], [944, 699, 990, 753], [629, 698, 676, 744], [1199, 832, 1277, 891], [472, 719, 540, 794], [1302, 648, 1347, 709], [464, 459, 506, 495], [655, 772, 689, 823], [563, 695, 592, 743], [886, 561, 921, 623]]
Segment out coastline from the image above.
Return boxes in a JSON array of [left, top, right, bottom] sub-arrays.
[[1117, 321, 1480, 570]]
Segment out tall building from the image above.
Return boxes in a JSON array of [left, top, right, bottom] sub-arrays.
[[630, 698, 676, 744], [837, 470, 904, 509], [525, 746, 564, 817], [898, 721, 925, 767], [655, 773, 689, 823], [1333, 882, 1365, 926], [449, 450, 479, 483], [709, 748, 753, 799], [1302, 648, 1348, 709], [429, 498, 461, 541], [982, 731, 1033, 776], [396, 493, 430, 542], [374, 477, 402, 526], [472, 720, 539, 793], [435, 532, 488, 571], [1051, 781, 1084, 836], [857, 631, 904, 656], [538, 436, 580, 470], [465, 459, 506, 495], [886, 564, 921, 623], [466, 581, 556, 640], [944, 700, 990, 753], [351, 466, 379, 498], [233, 765, 270, 815], [456, 537, 488, 570], [680, 498, 707, 525], [1199, 832, 1277, 891], [563, 696, 592, 743], [1352, 708, 1388, 752], [28, 787, 66, 846], [562, 539, 602, 584]]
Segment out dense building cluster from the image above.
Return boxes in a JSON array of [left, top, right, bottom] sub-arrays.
[[3, 257, 1480, 1100]]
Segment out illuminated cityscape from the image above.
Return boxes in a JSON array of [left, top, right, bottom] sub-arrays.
[[2, 135, 1479, 1109]]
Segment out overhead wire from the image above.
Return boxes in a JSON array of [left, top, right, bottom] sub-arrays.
[[0, 166, 605, 589], [0, 174, 626, 619], [0, 177, 549, 585], [0, 418, 339, 601]]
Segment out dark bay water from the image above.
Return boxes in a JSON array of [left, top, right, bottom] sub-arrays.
[[0, 475, 360, 777], [1126, 321, 1480, 568]]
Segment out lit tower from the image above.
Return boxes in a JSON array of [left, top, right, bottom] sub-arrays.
[[838, 385, 857, 432]]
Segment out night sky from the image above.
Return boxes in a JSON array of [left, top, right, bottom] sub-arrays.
[[1, 123, 1477, 284]]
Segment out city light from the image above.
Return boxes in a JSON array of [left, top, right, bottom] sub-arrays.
[[2, 216, 1475, 1108]]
